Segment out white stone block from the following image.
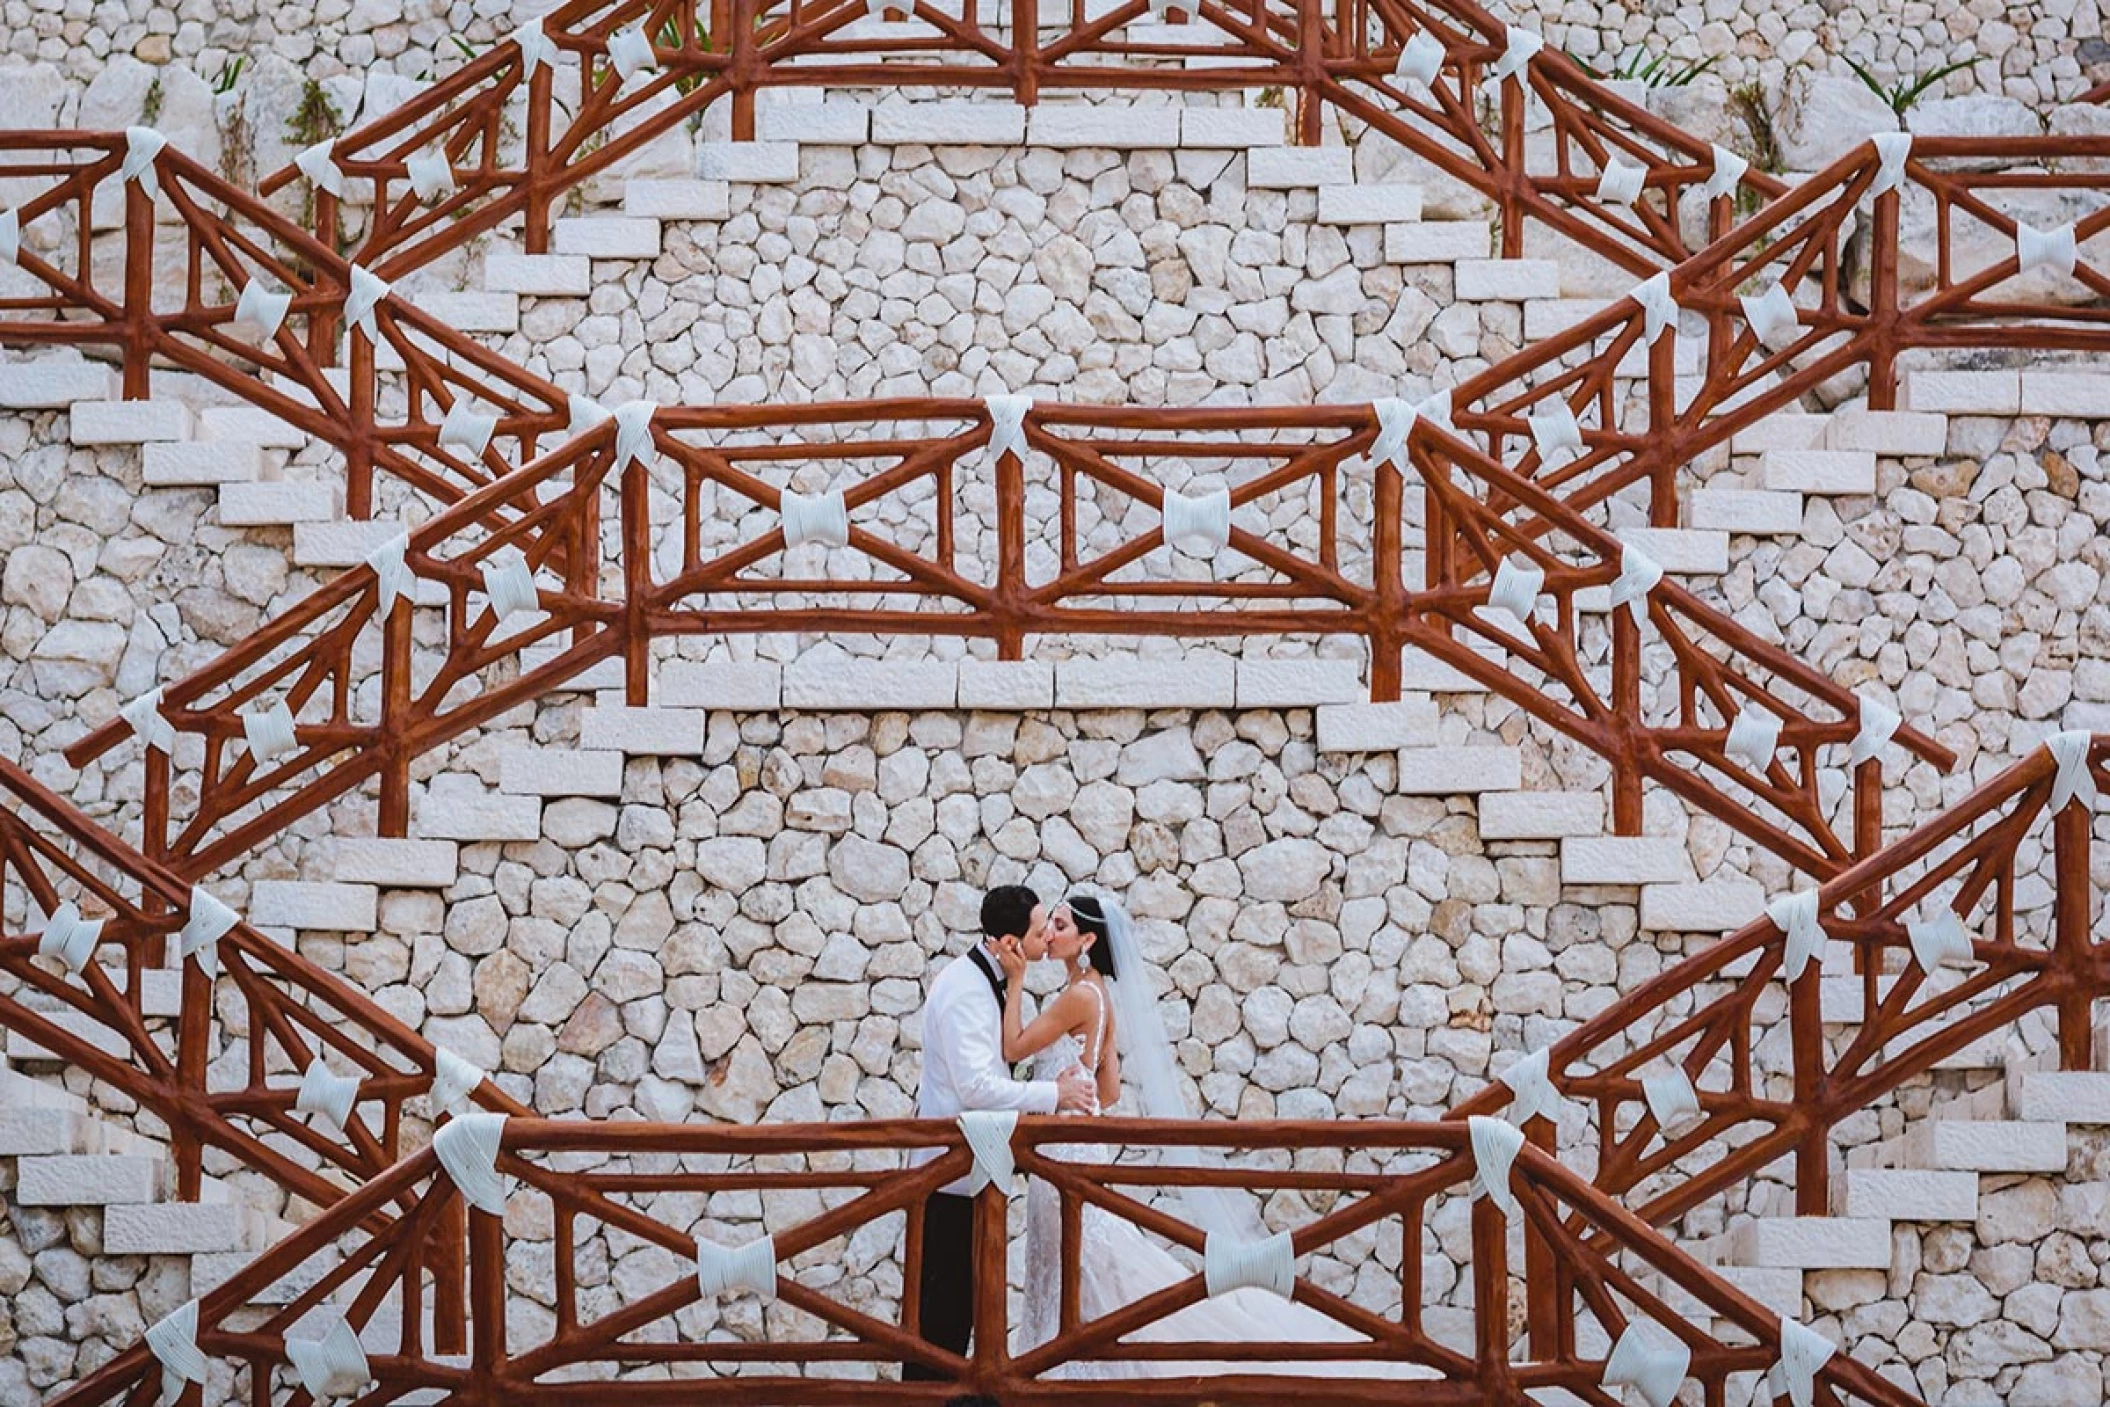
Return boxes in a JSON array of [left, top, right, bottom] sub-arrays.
[[293, 519, 408, 568], [1732, 1217, 1891, 1269], [104, 1203, 251, 1254], [552, 216, 662, 260], [1560, 836, 1695, 885], [1824, 408, 1948, 456], [1842, 1168, 1977, 1221], [786, 660, 959, 711], [17, 1154, 159, 1205], [418, 291, 521, 333], [623, 179, 732, 220], [1616, 526, 1729, 575], [1237, 659, 1364, 709], [501, 748, 625, 797], [1028, 106, 1181, 149], [0, 361, 116, 407], [218, 481, 339, 526], [581, 705, 705, 755], [517, 645, 625, 692], [1524, 298, 1611, 339], [144, 440, 263, 485], [1247, 146, 1352, 188], [1760, 449, 1875, 494], [1315, 700, 1438, 753], [957, 660, 1055, 710], [2021, 371, 2110, 417], [1906, 1119, 2068, 1173], [70, 399, 191, 444], [483, 253, 591, 296], [0, 1108, 89, 1156], [2013, 1071, 2110, 1123], [328, 838, 459, 888], [757, 103, 870, 145], [1180, 107, 1284, 147], [1395, 747, 1521, 794], [1320, 184, 1424, 225], [1731, 413, 1827, 454], [1455, 258, 1560, 301], [870, 103, 1027, 146], [1479, 791, 1605, 839], [198, 405, 307, 448], [658, 660, 783, 710], [1716, 1266, 1805, 1319], [416, 779, 542, 842], [699, 141, 802, 182], [1397, 648, 1492, 693], [1641, 879, 1765, 932], [1689, 488, 1802, 534], [1055, 657, 1235, 710], [7, 1010, 128, 1063], [249, 880, 379, 931], [1905, 369, 2020, 415]]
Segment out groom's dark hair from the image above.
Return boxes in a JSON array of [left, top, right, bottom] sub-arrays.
[[981, 885, 1040, 942]]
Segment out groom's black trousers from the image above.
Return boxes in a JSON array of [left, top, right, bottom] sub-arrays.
[[907, 1190, 978, 1379]]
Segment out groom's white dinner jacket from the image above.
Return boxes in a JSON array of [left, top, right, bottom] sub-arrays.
[[915, 944, 1059, 1195]]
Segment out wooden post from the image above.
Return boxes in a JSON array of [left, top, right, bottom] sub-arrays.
[[122, 179, 154, 399], [622, 451, 653, 706], [522, 60, 555, 256], [1609, 606, 1643, 836], [2054, 797, 2095, 1070]]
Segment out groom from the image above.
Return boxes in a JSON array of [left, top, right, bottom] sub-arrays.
[[907, 884, 1093, 1380]]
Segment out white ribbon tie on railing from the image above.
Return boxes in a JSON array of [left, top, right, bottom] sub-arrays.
[[1641, 1064, 1701, 1135], [1723, 700, 1782, 771], [1595, 158, 1646, 209], [1204, 1229, 1295, 1299], [481, 553, 540, 621], [697, 1233, 780, 1300], [566, 392, 612, 439], [1770, 1316, 1836, 1407], [2016, 219, 2078, 280], [146, 1299, 208, 1406], [1498, 1045, 1560, 1125], [37, 901, 101, 976], [1488, 29, 1542, 85], [179, 885, 239, 978], [2046, 729, 2097, 813], [958, 1109, 1018, 1195], [781, 487, 851, 549], [985, 394, 1031, 463], [243, 699, 298, 762], [297, 1058, 360, 1134], [613, 399, 658, 471], [407, 151, 456, 203], [1850, 694, 1900, 765], [1467, 1114, 1523, 1220], [1608, 543, 1662, 626], [1769, 888, 1827, 982], [121, 126, 167, 200], [345, 264, 390, 340], [1162, 486, 1232, 555], [1703, 143, 1748, 200], [284, 1310, 371, 1402], [1907, 908, 1973, 974], [512, 17, 558, 74], [0, 206, 19, 266], [1489, 556, 1546, 626], [368, 532, 411, 617], [1394, 29, 1445, 89], [1526, 401, 1582, 463], [1869, 131, 1913, 197], [296, 141, 347, 196], [122, 687, 176, 754], [1416, 388, 1455, 432], [432, 1048, 485, 1115], [1603, 1321, 1691, 1407], [1741, 281, 1799, 349], [1368, 396, 1417, 471], [608, 23, 655, 79], [1630, 272, 1678, 344], [438, 399, 498, 457], [235, 280, 292, 340], [434, 1111, 508, 1215]]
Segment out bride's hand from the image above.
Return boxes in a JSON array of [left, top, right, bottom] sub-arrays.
[[996, 936, 1029, 985]]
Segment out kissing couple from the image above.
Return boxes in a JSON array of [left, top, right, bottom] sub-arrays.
[[910, 885, 1408, 1382]]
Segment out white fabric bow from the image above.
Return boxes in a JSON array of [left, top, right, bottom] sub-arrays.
[[1416, 388, 1455, 433], [1394, 29, 1445, 89], [1630, 272, 1678, 345], [608, 23, 655, 80], [121, 126, 167, 200], [179, 886, 239, 979], [1368, 397, 1418, 472], [1498, 1045, 1561, 1126], [1595, 158, 1646, 209], [1641, 1064, 1701, 1135], [613, 399, 658, 472], [697, 1233, 779, 1300], [1603, 1321, 1690, 1407], [1769, 1316, 1836, 1407], [284, 1310, 370, 1402], [406, 151, 455, 203], [985, 394, 1031, 463], [0, 207, 18, 267], [434, 1111, 508, 1215], [1467, 1114, 1523, 1220], [2016, 220, 2078, 280], [122, 687, 176, 754], [244, 699, 299, 763], [481, 553, 540, 621], [1488, 29, 1543, 85], [235, 280, 292, 340], [438, 399, 498, 458], [296, 141, 347, 197], [1162, 486, 1232, 555], [1907, 908, 1973, 974], [297, 1057, 360, 1134], [1608, 543, 1662, 626], [1703, 143, 1748, 201], [432, 1048, 485, 1115], [1204, 1230, 1295, 1298], [1850, 695, 1900, 766], [1769, 889, 1827, 983], [1741, 281, 1799, 349], [781, 488, 851, 549], [566, 393, 612, 439], [37, 901, 101, 976], [1489, 556, 1546, 626], [958, 1109, 1018, 1195], [1870, 131, 1913, 197], [512, 17, 559, 75], [1724, 701, 1782, 771], [1526, 401, 1582, 463], [2046, 729, 2097, 813], [345, 264, 390, 341], [369, 532, 411, 618], [146, 1299, 209, 1406]]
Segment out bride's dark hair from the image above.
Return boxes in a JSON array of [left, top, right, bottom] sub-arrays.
[[1064, 895, 1120, 980]]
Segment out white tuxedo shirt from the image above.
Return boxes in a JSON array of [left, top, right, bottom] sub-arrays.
[[915, 943, 1058, 1195]]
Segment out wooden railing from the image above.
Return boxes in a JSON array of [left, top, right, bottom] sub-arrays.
[[50, 1115, 1920, 1405]]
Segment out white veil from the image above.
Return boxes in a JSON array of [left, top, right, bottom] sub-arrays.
[[1093, 895, 1261, 1240]]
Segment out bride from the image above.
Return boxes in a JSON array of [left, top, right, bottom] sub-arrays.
[[997, 894, 1433, 1381]]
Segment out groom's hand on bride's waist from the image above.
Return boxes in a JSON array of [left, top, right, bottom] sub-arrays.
[[1055, 1066, 1095, 1115]]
